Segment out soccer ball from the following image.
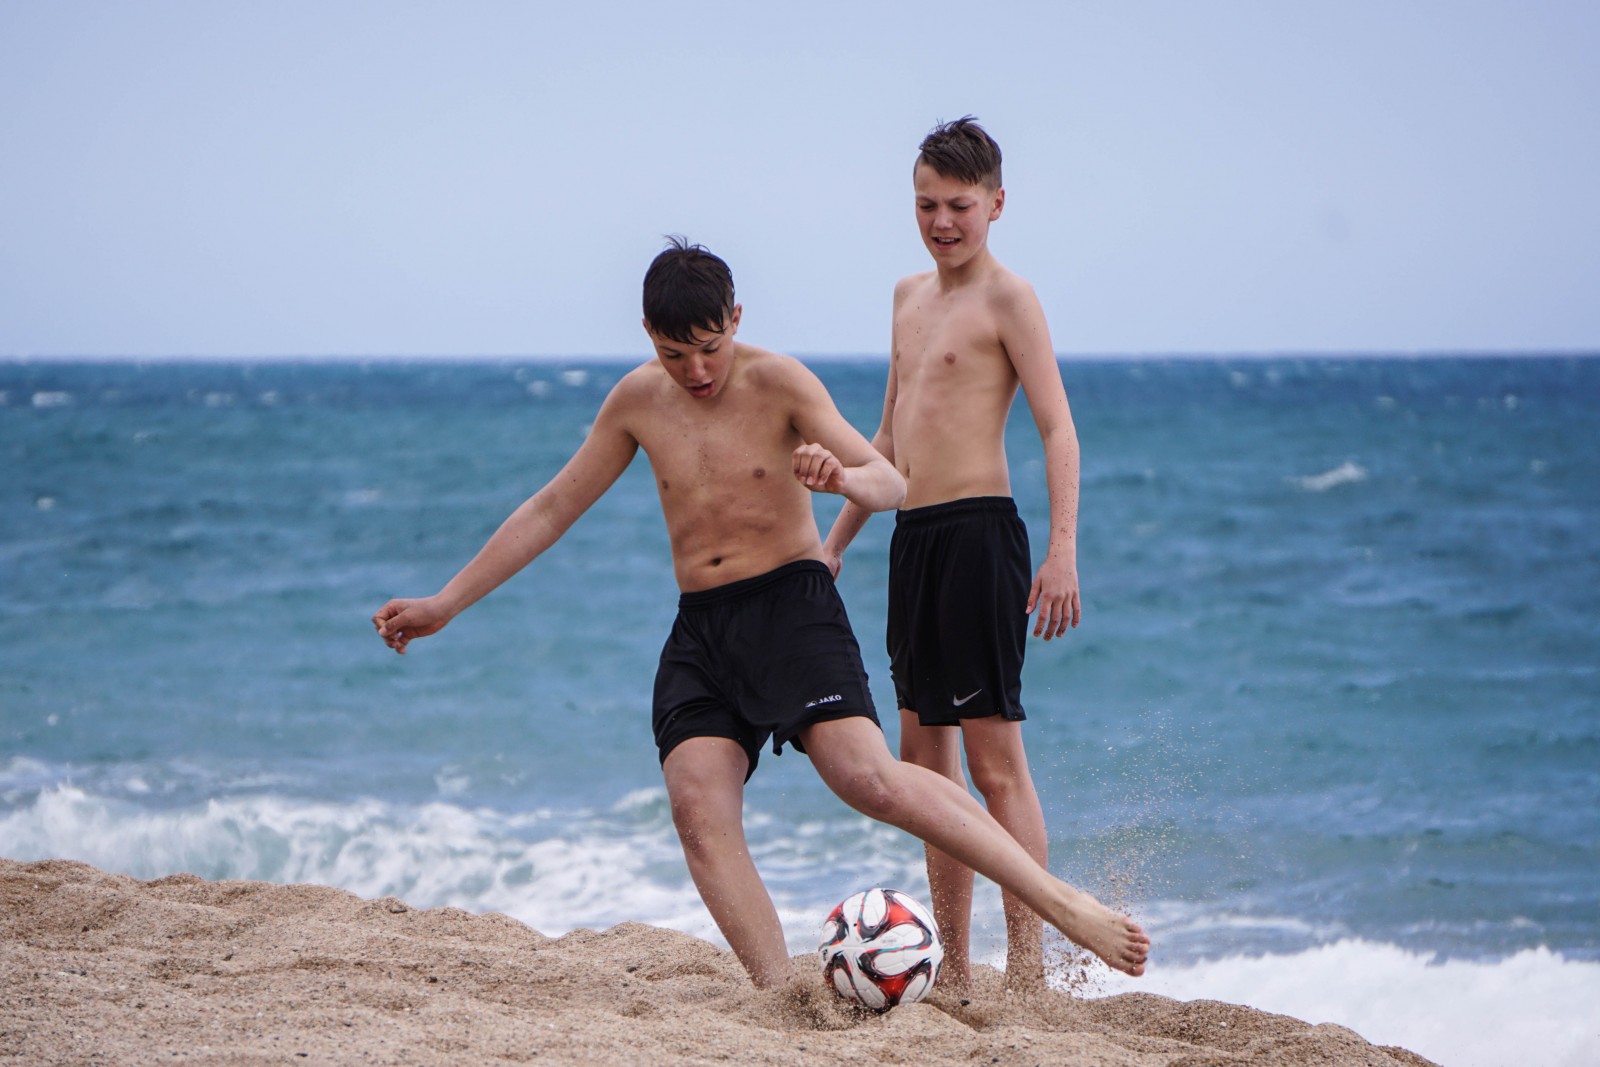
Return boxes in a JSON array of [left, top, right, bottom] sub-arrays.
[[818, 887, 943, 1009]]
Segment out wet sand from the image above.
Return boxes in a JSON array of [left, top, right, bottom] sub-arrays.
[[0, 858, 1437, 1065]]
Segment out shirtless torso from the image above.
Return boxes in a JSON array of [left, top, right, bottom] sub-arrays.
[[615, 344, 880, 590], [830, 250, 1080, 628], [889, 267, 1026, 508]]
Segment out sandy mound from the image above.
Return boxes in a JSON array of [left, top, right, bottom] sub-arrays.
[[0, 858, 1435, 1066]]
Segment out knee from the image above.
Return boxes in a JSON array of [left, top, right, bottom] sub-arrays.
[[967, 754, 1034, 803], [830, 765, 902, 822], [666, 779, 737, 856]]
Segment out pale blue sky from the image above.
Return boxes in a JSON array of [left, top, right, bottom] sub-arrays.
[[2, 1, 1597, 358]]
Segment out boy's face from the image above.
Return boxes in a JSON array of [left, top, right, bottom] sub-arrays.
[[643, 305, 741, 400], [913, 162, 1004, 269]]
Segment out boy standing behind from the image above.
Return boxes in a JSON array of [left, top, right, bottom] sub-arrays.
[[824, 117, 1084, 991]]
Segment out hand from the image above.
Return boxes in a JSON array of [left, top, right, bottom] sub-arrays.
[[792, 442, 846, 494], [372, 595, 451, 654], [1026, 557, 1081, 641]]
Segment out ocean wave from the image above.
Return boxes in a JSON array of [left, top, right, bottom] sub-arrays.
[[0, 783, 926, 949], [1292, 461, 1369, 492], [1093, 939, 1600, 1067], [0, 784, 709, 937]]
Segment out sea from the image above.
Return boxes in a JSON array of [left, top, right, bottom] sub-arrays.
[[2, 355, 1597, 1066]]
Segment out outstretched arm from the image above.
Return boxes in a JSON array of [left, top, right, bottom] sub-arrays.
[[373, 391, 640, 653], [998, 278, 1081, 640]]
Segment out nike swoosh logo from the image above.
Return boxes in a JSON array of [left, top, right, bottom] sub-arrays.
[[953, 690, 982, 706]]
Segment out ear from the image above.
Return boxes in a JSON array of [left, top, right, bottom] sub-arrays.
[[990, 186, 1005, 222], [728, 304, 743, 334]]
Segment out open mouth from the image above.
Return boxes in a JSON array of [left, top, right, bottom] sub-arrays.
[[932, 236, 959, 247], [687, 381, 715, 398]]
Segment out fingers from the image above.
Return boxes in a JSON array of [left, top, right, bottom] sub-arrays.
[[792, 443, 843, 493], [1028, 591, 1078, 640], [371, 601, 399, 637], [1027, 578, 1061, 640], [372, 600, 413, 654], [1032, 598, 1057, 639]]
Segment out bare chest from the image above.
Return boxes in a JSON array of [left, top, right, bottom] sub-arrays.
[[636, 402, 801, 498], [894, 298, 1016, 407]]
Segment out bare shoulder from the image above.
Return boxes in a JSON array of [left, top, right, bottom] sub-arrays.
[[984, 262, 1044, 316], [736, 346, 844, 434], [595, 359, 666, 424], [893, 270, 936, 307], [737, 344, 816, 391], [606, 360, 661, 403]]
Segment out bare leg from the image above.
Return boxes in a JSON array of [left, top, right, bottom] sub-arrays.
[[802, 716, 1148, 977], [662, 737, 793, 988], [962, 715, 1048, 989], [899, 710, 976, 989]]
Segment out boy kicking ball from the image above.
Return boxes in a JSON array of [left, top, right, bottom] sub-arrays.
[[374, 237, 1147, 988]]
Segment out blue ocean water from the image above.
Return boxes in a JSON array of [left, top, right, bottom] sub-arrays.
[[3, 356, 1598, 1065]]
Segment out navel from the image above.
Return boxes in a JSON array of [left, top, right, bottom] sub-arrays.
[[710, 557, 723, 567]]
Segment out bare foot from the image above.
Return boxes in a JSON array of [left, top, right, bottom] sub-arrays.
[[1044, 885, 1149, 976]]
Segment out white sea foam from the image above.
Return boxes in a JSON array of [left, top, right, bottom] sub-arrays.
[[1092, 939, 1600, 1067], [1294, 460, 1368, 492], [0, 784, 711, 939]]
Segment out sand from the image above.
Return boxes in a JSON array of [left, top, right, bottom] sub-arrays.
[[1, 858, 1437, 1066]]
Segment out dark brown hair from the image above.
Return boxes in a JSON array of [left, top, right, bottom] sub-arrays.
[[642, 236, 735, 343], [916, 116, 1002, 189]]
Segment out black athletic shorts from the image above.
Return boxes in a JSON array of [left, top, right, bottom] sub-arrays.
[[652, 559, 879, 779], [887, 496, 1031, 725]]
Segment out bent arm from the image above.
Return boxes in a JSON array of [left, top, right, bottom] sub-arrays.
[[835, 454, 905, 513], [788, 360, 905, 514]]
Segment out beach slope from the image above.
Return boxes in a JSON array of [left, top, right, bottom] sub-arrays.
[[1, 858, 1435, 1066]]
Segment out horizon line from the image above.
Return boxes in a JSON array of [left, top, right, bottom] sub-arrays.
[[3, 348, 1598, 364]]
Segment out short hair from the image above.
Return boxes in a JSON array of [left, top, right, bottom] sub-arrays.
[[642, 236, 736, 343], [916, 116, 1003, 190]]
